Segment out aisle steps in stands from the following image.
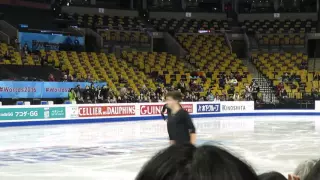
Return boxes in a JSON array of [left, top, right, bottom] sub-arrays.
[[241, 58, 259, 78], [308, 58, 320, 72], [254, 77, 278, 103]]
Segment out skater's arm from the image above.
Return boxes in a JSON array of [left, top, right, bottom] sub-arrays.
[[161, 104, 167, 120], [184, 111, 196, 145]]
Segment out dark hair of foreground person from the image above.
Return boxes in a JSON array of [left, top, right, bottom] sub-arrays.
[[135, 143, 259, 180]]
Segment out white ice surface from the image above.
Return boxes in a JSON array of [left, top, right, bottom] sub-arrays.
[[0, 116, 319, 180]]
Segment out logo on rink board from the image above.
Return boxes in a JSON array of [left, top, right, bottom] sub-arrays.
[[78, 105, 136, 117], [140, 104, 193, 115], [197, 104, 220, 113]]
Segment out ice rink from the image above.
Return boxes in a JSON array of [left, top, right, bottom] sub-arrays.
[[0, 116, 319, 180]]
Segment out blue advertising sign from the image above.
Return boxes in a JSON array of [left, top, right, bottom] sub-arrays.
[[197, 104, 221, 113], [0, 81, 106, 99], [19, 32, 85, 51]]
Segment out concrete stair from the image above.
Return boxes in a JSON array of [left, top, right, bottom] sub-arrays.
[[308, 58, 320, 72], [241, 58, 259, 78]]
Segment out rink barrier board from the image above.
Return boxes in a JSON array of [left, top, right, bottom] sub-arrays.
[[0, 101, 319, 127], [1, 111, 320, 127]]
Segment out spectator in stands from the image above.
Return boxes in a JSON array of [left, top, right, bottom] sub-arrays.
[[207, 92, 215, 101], [100, 86, 109, 102], [233, 92, 241, 101], [167, 85, 175, 92], [143, 95, 151, 103], [74, 37, 79, 46], [89, 83, 97, 103], [214, 93, 221, 101], [74, 85, 84, 104], [61, 74, 68, 82], [282, 72, 290, 83], [252, 85, 258, 101], [177, 80, 186, 93], [276, 82, 284, 97], [185, 92, 192, 101], [137, 94, 143, 102], [229, 77, 238, 86], [141, 85, 149, 95], [136, 144, 258, 180], [279, 89, 288, 99], [14, 37, 19, 51], [110, 96, 117, 103], [290, 73, 298, 82], [314, 72, 320, 81], [40, 55, 47, 67], [48, 74, 55, 81], [228, 86, 235, 96], [96, 86, 102, 102], [119, 75, 127, 83], [257, 90, 263, 103], [155, 86, 162, 96], [68, 88, 77, 102], [311, 88, 319, 100], [120, 87, 127, 96], [301, 61, 308, 70], [4, 50, 11, 60], [219, 76, 226, 89], [22, 43, 29, 56], [150, 92, 158, 102], [68, 74, 74, 82], [235, 72, 242, 82], [86, 74, 93, 82], [191, 93, 199, 101], [82, 85, 91, 103], [245, 85, 253, 100], [220, 91, 228, 101]]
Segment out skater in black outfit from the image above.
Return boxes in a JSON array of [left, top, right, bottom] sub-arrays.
[[161, 104, 171, 121], [165, 91, 196, 145]]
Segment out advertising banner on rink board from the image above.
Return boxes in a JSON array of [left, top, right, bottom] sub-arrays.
[[220, 101, 254, 113], [315, 101, 320, 111], [0, 107, 66, 120], [78, 105, 136, 117], [140, 104, 193, 116], [197, 101, 254, 113]]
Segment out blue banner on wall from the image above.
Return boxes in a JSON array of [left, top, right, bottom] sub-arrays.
[[19, 32, 85, 51], [0, 81, 106, 99]]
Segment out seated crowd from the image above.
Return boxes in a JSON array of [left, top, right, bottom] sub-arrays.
[[67, 78, 260, 104], [137, 143, 320, 180]]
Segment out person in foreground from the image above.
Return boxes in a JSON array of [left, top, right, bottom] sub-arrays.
[[165, 91, 196, 145], [135, 143, 259, 180]]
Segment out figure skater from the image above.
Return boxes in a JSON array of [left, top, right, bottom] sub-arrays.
[[165, 91, 196, 145]]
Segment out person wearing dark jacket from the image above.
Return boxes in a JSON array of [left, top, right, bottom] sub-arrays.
[[82, 85, 91, 103], [161, 103, 171, 121], [100, 86, 109, 102], [89, 84, 96, 103], [165, 91, 196, 145]]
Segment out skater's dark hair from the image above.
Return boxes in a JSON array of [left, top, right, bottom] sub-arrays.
[[305, 159, 320, 180], [165, 91, 182, 102], [135, 144, 258, 180], [258, 171, 287, 180]]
